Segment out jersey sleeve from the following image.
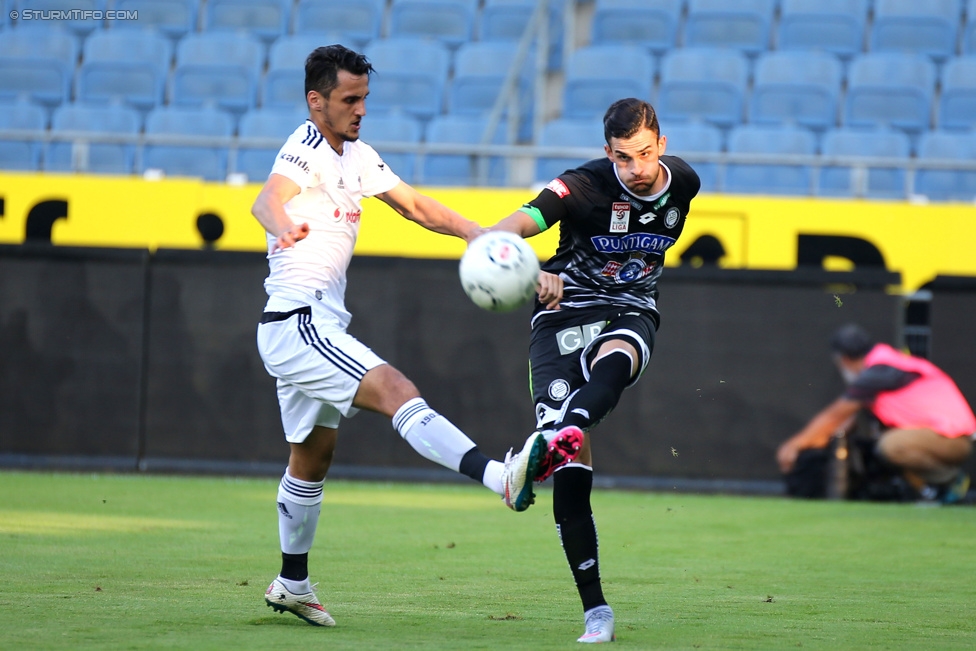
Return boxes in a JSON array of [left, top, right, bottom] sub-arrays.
[[518, 176, 578, 232], [844, 364, 921, 402], [664, 155, 702, 202], [359, 143, 401, 197], [269, 134, 320, 190]]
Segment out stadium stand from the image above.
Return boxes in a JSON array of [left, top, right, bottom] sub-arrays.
[[170, 31, 264, 113], [388, 0, 478, 49], [590, 0, 682, 57], [656, 47, 749, 128], [76, 29, 171, 111], [724, 124, 818, 196], [939, 55, 976, 131], [478, 0, 564, 70], [360, 111, 424, 184], [562, 44, 654, 121], [236, 106, 306, 182], [422, 114, 508, 186], [447, 40, 534, 137], [748, 50, 843, 130], [112, 0, 199, 40], [261, 34, 322, 111], [775, 0, 870, 59], [661, 119, 723, 193], [683, 0, 777, 56], [915, 130, 976, 202], [142, 105, 234, 181], [18, 0, 106, 37], [818, 127, 912, 199], [869, 0, 961, 61], [0, 26, 77, 108], [0, 99, 46, 171], [292, 0, 384, 49], [364, 38, 452, 120], [843, 52, 937, 133], [46, 102, 141, 174], [203, 0, 290, 43], [967, 0, 976, 54], [534, 116, 604, 184]]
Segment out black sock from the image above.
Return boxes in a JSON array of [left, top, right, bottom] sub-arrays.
[[560, 350, 632, 431], [553, 466, 606, 612], [459, 446, 491, 483], [280, 552, 309, 581]]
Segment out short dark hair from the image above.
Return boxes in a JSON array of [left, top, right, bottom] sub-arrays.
[[830, 324, 875, 359], [603, 98, 660, 143], [304, 44, 374, 99]]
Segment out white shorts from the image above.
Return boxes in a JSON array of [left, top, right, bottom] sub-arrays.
[[256, 304, 385, 442]]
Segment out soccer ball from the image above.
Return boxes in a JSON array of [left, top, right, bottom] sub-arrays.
[[459, 231, 540, 312]]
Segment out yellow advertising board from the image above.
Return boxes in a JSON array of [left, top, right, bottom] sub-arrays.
[[1, 172, 974, 290]]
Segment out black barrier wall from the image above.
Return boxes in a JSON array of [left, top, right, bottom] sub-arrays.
[[1, 245, 912, 485]]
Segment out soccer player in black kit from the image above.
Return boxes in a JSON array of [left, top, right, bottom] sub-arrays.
[[485, 98, 700, 643]]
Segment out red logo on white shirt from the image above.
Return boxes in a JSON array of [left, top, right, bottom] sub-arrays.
[[545, 179, 570, 198]]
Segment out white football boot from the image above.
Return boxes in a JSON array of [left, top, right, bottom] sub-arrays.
[[265, 577, 336, 627], [578, 605, 615, 643], [500, 431, 547, 511]]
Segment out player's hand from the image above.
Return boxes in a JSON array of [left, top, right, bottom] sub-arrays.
[[536, 270, 563, 310], [776, 441, 800, 474], [273, 222, 310, 252]]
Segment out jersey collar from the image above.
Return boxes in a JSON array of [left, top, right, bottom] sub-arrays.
[[613, 160, 672, 201]]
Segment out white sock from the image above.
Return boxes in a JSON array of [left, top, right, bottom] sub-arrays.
[[392, 398, 477, 472], [277, 576, 312, 594], [482, 460, 504, 495], [277, 470, 324, 555]]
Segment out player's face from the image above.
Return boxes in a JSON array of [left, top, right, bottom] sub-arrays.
[[309, 69, 369, 152], [605, 127, 667, 196]]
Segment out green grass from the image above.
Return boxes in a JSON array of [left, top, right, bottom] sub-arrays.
[[1, 472, 975, 650]]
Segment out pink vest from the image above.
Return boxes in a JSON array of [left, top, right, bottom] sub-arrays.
[[864, 344, 976, 438]]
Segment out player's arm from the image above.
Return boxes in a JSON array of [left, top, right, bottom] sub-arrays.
[[776, 397, 861, 473], [251, 173, 308, 252], [376, 181, 483, 243]]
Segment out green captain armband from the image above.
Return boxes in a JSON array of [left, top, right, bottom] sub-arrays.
[[518, 204, 549, 232]]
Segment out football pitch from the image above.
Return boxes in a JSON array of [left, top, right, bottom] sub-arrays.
[[1, 471, 974, 650]]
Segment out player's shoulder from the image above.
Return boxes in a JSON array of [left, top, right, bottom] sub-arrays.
[[283, 119, 328, 151], [556, 158, 612, 191], [661, 155, 701, 196]]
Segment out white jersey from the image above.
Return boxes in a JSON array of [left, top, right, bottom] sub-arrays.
[[263, 119, 400, 328]]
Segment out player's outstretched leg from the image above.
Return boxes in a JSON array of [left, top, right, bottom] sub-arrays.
[[535, 425, 585, 482], [265, 578, 336, 627], [500, 431, 547, 511], [578, 605, 616, 643]]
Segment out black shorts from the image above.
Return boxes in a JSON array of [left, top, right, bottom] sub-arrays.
[[528, 305, 657, 428]]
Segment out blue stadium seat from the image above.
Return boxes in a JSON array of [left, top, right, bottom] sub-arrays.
[[657, 47, 749, 128], [236, 107, 307, 182], [203, 0, 289, 43], [76, 29, 170, 111], [818, 128, 911, 199], [261, 34, 323, 110], [478, 0, 563, 70], [590, 0, 682, 56], [534, 117, 604, 184], [112, 0, 199, 40], [967, 0, 976, 54], [18, 0, 106, 36], [46, 102, 140, 174], [724, 124, 817, 196], [447, 41, 533, 137], [363, 38, 451, 120], [939, 56, 976, 131], [171, 32, 264, 113], [0, 99, 46, 171], [749, 50, 842, 130], [915, 130, 976, 202], [292, 0, 384, 48], [143, 106, 234, 181], [422, 114, 507, 186], [661, 120, 723, 192], [360, 111, 424, 183], [683, 0, 776, 56], [388, 0, 477, 49], [0, 27, 76, 107], [844, 52, 936, 132], [870, 0, 961, 61], [562, 45, 654, 120], [776, 0, 869, 59]]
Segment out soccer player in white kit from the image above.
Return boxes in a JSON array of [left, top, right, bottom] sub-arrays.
[[251, 45, 582, 627]]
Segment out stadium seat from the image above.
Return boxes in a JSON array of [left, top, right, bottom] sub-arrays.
[[869, 0, 960, 61], [112, 0, 199, 40], [938, 56, 976, 131], [656, 47, 749, 128], [748, 50, 843, 130], [0, 99, 46, 171], [363, 38, 451, 120], [76, 29, 170, 111], [915, 131, 976, 202], [388, 0, 477, 49], [18, 0, 106, 37], [203, 0, 289, 43], [292, 0, 384, 48], [0, 27, 76, 107], [724, 124, 817, 196], [142, 106, 234, 181], [590, 0, 682, 56], [661, 120, 723, 192], [360, 111, 424, 183], [534, 117, 604, 184], [562, 45, 654, 121], [966, 0, 976, 54], [46, 102, 140, 174], [447, 41, 534, 138], [235, 107, 307, 182], [478, 0, 564, 70], [261, 34, 323, 110], [818, 128, 912, 199], [843, 52, 936, 133], [776, 0, 869, 59], [683, 0, 776, 56], [170, 32, 264, 113], [422, 114, 508, 186]]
